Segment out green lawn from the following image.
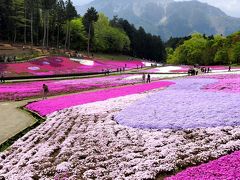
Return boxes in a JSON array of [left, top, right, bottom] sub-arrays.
[[81, 52, 136, 61]]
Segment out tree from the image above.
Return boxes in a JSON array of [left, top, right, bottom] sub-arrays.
[[55, 0, 65, 48], [64, 0, 77, 50], [41, 0, 56, 48], [11, 0, 26, 43], [168, 33, 207, 65], [67, 17, 87, 50], [83, 7, 99, 56], [93, 13, 130, 53]]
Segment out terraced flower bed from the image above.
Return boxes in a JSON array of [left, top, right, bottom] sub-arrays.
[[0, 56, 144, 77], [1, 74, 240, 179], [26, 81, 175, 116], [0, 75, 134, 101]]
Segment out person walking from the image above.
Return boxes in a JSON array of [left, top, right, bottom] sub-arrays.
[[147, 74, 151, 83], [228, 65, 231, 72], [142, 73, 146, 83], [42, 84, 49, 100]]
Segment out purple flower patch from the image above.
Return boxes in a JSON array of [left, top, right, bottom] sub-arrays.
[[116, 78, 240, 129]]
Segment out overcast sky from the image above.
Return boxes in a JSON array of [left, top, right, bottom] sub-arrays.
[[72, 0, 240, 18]]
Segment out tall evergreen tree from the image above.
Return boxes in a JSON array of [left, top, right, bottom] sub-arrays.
[[64, 0, 77, 50], [83, 7, 99, 56]]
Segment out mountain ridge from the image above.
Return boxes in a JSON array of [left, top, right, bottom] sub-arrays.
[[77, 0, 240, 40]]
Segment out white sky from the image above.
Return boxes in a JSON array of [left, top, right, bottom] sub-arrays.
[[72, 0, 240, 18]]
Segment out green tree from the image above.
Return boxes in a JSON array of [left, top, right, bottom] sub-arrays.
[[169, 33, 207, 65], [231, 42, 240, 64], [93, 13, 130, 53], [55, 0, 65, 48], [214, 48, 229, 64], [83, 7, 99, 56], [64, 0, 77, 50], [41, 0, 56, 48], [67, 18, 87, 50]]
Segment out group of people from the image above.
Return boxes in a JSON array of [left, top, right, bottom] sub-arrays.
[[142, 73, 151, 83], [137, 65, 144, 69], [188, 66, 212, 76], [0, 55, 16, 63]]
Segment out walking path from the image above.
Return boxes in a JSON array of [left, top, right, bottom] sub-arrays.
[[0, 100, 36, 145]]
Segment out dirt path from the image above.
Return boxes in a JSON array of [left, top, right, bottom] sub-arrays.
[[0, 100, 36, 145]]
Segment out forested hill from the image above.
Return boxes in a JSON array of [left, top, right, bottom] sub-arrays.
[[77, 0, 240, 40], [0, 0, 166, 62], [167, 32, 240, 66]]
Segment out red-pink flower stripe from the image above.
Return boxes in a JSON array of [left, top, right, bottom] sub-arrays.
[[0, 57, 143, 77], [167, 151, 240, 180], [0, 75, 144, 101], [26, 81, 175, 116]]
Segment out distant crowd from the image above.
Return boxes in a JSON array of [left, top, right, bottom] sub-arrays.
[[188, 65, 232, 76], [0, 55, 16, 63]]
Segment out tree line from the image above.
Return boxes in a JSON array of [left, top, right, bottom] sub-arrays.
[[167, 32, 240, 65], [0, 0, 166, 62]]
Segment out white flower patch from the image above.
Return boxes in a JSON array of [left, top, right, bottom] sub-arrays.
[[125, 74, 186, 81], [154, 66, 182, 73], [70, 58, 94, 66], [42, 61, 50, 65], [142, 62, 162, 67], [28, 67, 40, 71]]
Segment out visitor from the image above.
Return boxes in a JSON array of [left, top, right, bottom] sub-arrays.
[[0, 73, 5, 83], [228, 65, 231, 72], [207, 67, 210, 73], [142, 73, 146, 83], [42, 84, 49, 100], [196, 70, 198, 75], [147, 74, 151, 83]]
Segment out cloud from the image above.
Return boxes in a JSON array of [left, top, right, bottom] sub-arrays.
[[72, 0, 93, 6]]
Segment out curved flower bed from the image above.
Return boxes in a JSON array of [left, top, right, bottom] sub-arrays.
[[116, 78, 240, 129], [0, 57, 144, 77], [26, 81, 175, 116], [168, 151, 240, 180]]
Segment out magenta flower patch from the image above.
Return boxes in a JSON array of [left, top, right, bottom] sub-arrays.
[[202, 74, 240, 93], [0, 74, 162, 101], [167, 151, 240, 180], [26, 81, 174, 116], [0, 56, 144, 77]]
